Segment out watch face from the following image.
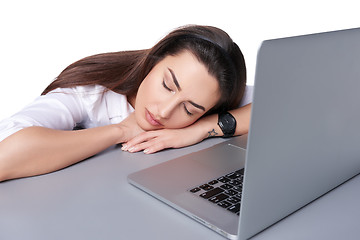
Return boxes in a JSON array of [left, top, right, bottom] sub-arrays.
[[219, 112, 236, 137], [224, 114, 236, 125]]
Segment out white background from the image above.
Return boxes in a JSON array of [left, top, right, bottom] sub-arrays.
[[0, 0, 358, 120]]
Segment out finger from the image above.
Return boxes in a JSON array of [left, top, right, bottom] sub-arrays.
[[142, 139, 173, 154], [127, 136, 171, 154], [122, 132, 158, 151], [129, 131, 160, 145], [127, 141, 155, 153]]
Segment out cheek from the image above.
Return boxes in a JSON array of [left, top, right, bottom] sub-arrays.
[[134, 110, 149, 130], [135, 82, 152, 110], [165, 114, 200, 129], [134, 81, 163, 131], [137, 77, 161, 103]]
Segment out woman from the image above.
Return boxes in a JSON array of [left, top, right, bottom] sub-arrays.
[[0, 25, 251, 182]]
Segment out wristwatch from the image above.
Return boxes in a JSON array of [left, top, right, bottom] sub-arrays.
[[217, 112, 237, 138]]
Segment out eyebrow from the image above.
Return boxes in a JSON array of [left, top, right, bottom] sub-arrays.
[[189, 101, 205, 111], [167, 67, 206, 112], [168, 68, 181, 91]]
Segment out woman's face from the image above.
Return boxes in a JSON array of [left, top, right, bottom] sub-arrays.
[[134, 50, 221, 131]]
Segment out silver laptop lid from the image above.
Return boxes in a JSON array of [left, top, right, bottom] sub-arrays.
[[239, 28, 360, 240]]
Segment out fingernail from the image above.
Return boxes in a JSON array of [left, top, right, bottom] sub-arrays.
[[143, 149, 149, 154], [128, 147, 135, 152], [121, 144, 128, 151]]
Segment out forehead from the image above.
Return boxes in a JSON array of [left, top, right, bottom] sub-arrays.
[[158, 51, 220, 109]]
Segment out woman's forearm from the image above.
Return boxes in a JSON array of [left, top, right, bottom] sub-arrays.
[[0, 125, 123, 181], [199, 103, 252, 139]]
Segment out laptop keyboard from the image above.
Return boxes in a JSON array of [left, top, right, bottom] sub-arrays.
[[189, 169, 244, 215]]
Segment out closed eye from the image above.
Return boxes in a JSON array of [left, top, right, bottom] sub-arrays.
[[183, 103, 193, 116], [162, 80, 174, 93]]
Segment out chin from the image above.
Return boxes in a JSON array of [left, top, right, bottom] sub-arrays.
[[139, 124, 155, 131], [143, 125, 164, 131]]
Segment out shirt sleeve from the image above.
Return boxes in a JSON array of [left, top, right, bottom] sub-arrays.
[[239, 85, 254, 107], [0, 86, 89, 142]]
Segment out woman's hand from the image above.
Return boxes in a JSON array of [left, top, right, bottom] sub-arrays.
[[121, 126, 207, 154]]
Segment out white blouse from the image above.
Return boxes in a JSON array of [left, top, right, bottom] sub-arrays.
[[0, 85, 134, 142], [0, 85, 253, 142]]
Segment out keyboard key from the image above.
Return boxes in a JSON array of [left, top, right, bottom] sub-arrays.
[[200, 187, 224, 199], [209, 193, 229, 203], [217, 176, 231, 183], [225, 189, 238, 196], [208, 180, 219, 185], [233, 186, 243, 192], [227, 197, 241, 204], [229, 179, 242, 186], [228, 203, 241, 213], [199, 184, 214, 191], [218, 201, 232, 208], [226, 172, 242, 179], [190, 187, 201, 193], [235, 169, 244, 175], [220, 184, 233, 190]]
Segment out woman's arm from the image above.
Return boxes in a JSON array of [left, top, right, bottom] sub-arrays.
[[122, 103, 252, 154], [202, 103, 252, 138], [0, 113, 142, 182]]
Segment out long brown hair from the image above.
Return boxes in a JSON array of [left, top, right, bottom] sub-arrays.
[[42, 25, 246, 114]]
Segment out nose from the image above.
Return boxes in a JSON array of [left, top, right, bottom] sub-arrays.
[[157, 98, 178, 119]]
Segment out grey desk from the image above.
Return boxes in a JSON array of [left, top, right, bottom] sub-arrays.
[[1, 138, 360, 240]]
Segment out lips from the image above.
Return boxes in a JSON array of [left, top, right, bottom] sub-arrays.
[[145, 109, 163, 127]]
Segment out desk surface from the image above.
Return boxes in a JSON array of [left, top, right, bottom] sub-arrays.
[[1, 138, 360, 240]]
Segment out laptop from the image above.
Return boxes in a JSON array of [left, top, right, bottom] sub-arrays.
[[128, 27, 360, 240]]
